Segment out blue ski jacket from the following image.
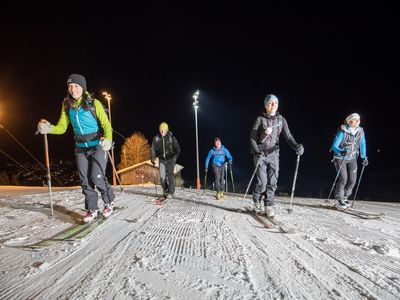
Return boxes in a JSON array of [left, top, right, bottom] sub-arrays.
[[205, 145, 233, 169], [331, 125, 366, 160]]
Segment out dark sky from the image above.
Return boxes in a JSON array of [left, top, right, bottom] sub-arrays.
[[0, 5, 398, 200]]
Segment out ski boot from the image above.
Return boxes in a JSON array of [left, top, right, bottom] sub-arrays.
[[253, 202, 261, 214], [343, 197, 350, 207], [102, 204, 113, 218], [220, 191, 224, 199], [265, 206, 275, 218], [335, 198, 349, 210], [83, 210, 99, 223], [216, 191, 221, 200]]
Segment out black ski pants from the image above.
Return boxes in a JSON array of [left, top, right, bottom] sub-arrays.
[[334, 158, 357, 200], [159, 159, 176, 195], [212, 164, 225, 192], [75, 145, 115, 211], [252, 152, 279, 206]]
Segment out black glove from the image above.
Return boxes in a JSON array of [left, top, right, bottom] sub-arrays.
[[340, 150, 347, 156], [362, 157, 369, 166], [295, 144, 304, 156]]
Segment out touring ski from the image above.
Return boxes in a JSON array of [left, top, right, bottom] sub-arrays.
[[243, 207, 293, 233], [330, 205, 384, 219], [152, 197, 168, 205], [20, 206, 126, 248]]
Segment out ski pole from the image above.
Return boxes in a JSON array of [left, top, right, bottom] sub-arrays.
[[153, 163, 158, 196], [225, 163, 228, 192], [287, 155, 300, 214], [327, 157, 346, 202], [43, 134, 54, 217], [351, 163, 366, 208], [203, 170, 208, 195], [229, 162, 236, 197], [106, 151, 124, 193], [243, 161, 260, 200], [240, 160, 260, 210]]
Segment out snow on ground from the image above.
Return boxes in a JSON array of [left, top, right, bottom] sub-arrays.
[[0, 186, 400, 299]]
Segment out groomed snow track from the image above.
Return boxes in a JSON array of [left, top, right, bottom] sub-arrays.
[[0, 187, 400, 299]]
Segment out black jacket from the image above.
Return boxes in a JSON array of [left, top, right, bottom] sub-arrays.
[[250, 112, 298, 154], [151, 132, 181, 162]]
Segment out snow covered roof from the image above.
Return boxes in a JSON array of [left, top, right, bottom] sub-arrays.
[[116, 159, 184, 175]]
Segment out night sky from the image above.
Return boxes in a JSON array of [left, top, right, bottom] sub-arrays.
[[0, 5, 398, 201]]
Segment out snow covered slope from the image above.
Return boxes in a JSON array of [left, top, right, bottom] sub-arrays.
[[0, 186, 399, 299]]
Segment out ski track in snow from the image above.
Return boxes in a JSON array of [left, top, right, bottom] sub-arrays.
[[0, 187, 399, 299]]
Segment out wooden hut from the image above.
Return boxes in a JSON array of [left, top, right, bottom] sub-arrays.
[[116, 160, 184, 185]]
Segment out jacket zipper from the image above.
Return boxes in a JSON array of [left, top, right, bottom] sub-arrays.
[[75, 107, 88, 147], [162, 136, 166, 159]]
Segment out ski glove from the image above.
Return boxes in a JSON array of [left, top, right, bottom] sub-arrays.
[[100, 138, 113, 152], [295, 144, 304, 156], [255, 152, 264, 163], [37, 120, 52, 134], [362, 157, 369, 166]]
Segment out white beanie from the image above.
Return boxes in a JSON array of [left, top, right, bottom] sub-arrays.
[[346, 113, 360, 124]]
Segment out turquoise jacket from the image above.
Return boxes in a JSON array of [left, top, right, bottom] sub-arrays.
[[50, 96, 112, 148]]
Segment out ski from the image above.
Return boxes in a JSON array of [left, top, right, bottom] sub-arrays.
[[152, 197, 168, 205], [243, 207, 274, 229], [346, 207, 385, 218], [263, 214, 294, 233], [243, 207, 293, 233], [321, 204, 384, 219], [20, 206, 126, 248], [71, 206, 126, 240], [70, 218, 106, 240]]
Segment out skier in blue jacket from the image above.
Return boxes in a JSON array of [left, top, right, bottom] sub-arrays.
[[205, 138, 233, 200], [331, 113, 368, 209]]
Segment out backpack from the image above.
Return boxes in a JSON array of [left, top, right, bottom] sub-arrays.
[[63, 96, 109, 143], [155, 133, 173, 144], [212, 147, 226, 158], [64, 95, 109, 123], [155, 133, 175, 153], [330, 126, 364, 154], [88, 100, 109, 124]]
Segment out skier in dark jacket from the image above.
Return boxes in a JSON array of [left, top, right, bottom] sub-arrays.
[[37, 74, 115, 223], [205, 138, 233, 200], [330, 113, 368, 209], [151, 122, 181, 198], [249, 94, 304, 217]]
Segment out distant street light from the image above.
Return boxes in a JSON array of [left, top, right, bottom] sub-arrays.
[[193, 90, 200, 190], [102, 91, 117, 186]]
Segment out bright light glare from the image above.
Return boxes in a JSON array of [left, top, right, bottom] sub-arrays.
[[103, 91, 112, 101], [192, 90, 200, 109], [192, 90, 200, 100]]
